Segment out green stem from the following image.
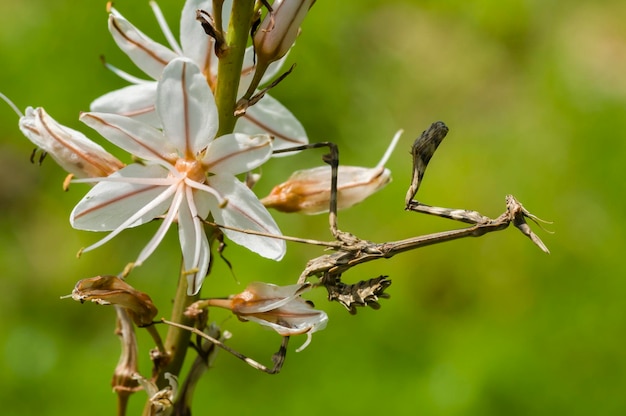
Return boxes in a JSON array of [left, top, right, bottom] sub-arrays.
[[162, 267, 199, 382], [214, 0, 256, 136], [142, 2, 256, 413], [142, 266, 198, 416]]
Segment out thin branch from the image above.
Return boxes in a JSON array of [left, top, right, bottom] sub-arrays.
[[298, 194, 550, 283], [202, 219, 343, 248], [173, 322, 223, 415], [235, 64, 295, 116], [272, 141, 341, 237], [161, 319, 289, 375]]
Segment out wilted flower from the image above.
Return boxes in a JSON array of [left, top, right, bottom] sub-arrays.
[[71, 58, 285, 295], [1, 93, 123, 179], [108, 306, 142, 410], [262, 129, 403, 214], [69, 275, 158, 327], [207, 281, 328, 351], [134, 372, 178, 416], [92, 0, 307, 151]]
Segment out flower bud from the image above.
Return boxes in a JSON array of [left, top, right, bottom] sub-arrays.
[[254, 0, 315, 64], [19, 107, 124, 178], [262, 130, 403, 214]]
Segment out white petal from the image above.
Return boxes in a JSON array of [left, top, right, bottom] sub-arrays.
[[157, 58, 218, 155], [334, 166, 392, 210], [180, 0, 215, 74], [135, 183, 185, 266], [202, 133, 272, 175], [235, 94, 308, 152], [235, 282, 306, 314], [149, 0, 183, 55], [90, 83, 160, 126], [243, 308, 328, 337], [19, 107, 124, 178], [190, 188, 212, 220], [178, 190, 211, 295], [208, 174, 285, 260], [102, 60, 153, 84], [109, 13, 178, 80], [376, 129, 403, 169], [236, 47, 259, 96], [264, 54, 290, 83], [70, 164, 173, 231], [263, 165, 391, 215], [80, 112, 177, 163]]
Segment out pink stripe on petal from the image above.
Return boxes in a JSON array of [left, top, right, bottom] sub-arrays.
[[75, 183, 178, 253], [208, 175, 285, 260], [157, 58, 218, 155], [80, 112, 175, 163], [109, 13, 177, 80]]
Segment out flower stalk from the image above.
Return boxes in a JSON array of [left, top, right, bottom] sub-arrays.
[[214, 0, 256, 136], [159, 266, 199, 390]]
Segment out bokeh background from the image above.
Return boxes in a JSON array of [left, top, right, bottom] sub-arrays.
[[1, 0, 625, 415]]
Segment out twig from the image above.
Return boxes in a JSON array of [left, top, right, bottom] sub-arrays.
[[299, 194, 549, 281], [160, 319, 289, 375], [273, 141, 341, 237]]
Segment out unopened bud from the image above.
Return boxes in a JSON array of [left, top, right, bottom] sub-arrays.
[[262, 130, 403, 214], [254, 0, 315, 64], [19, 107, 124, 178]]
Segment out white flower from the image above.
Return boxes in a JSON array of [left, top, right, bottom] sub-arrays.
[[91, 0, 307, 151], [71, 58, 285, 295], [209, 281, 328, 352]]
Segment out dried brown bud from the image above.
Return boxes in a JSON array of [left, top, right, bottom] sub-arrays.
[[70, 275, 157, 327], [133, 372, 177, 416], [111, 307, 141, 407]]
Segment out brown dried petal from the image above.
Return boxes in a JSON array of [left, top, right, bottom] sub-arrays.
[[71, 275, 158, 326]]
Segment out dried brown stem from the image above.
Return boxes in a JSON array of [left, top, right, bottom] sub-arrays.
[[161, 319, 289, 374]]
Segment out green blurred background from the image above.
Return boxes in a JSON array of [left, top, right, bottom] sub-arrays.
[[1, 0, 625, 414]]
